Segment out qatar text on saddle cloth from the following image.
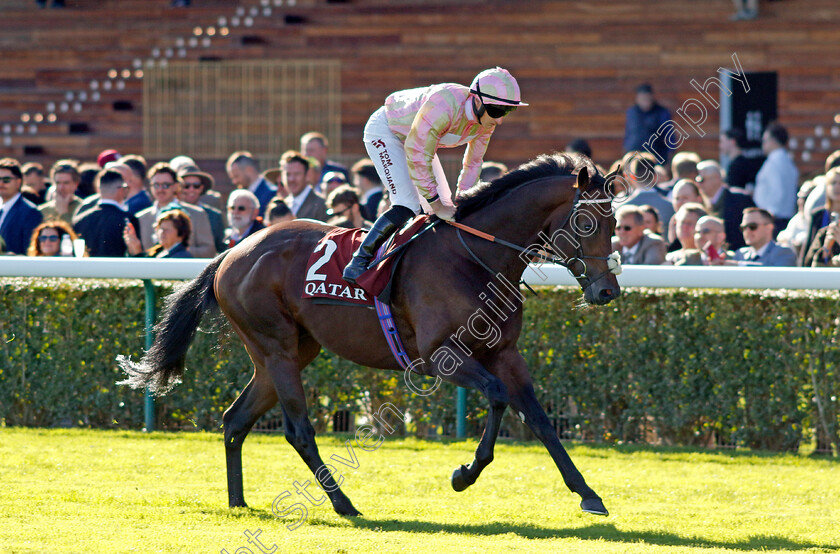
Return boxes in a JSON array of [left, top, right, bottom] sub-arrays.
[[302, 216, 429, 306]]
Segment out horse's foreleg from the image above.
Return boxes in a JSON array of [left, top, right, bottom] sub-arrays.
[[501, 353, 608, 516], [426, 356, 508, 492], [222, 372, 279, 508]]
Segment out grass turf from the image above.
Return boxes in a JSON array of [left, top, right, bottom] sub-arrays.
[[0, 428, 838, 553]]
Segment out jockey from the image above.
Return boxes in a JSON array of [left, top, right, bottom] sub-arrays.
[[342, 67, 528, 284]]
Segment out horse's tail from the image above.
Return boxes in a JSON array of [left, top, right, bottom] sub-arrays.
[[117, 251, 230, 395]]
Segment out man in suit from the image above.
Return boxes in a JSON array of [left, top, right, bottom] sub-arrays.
[[695, 159, 754, 250], [732, 208, 797, 266], [226, 151, 276, 218], [281, 150, 328, 222], [72, 169, 137, 257], [612, 205, 667, 265], [351, 158, 384, 221], [301, 131, 349, 182], [135, 163, 216, 258], [0, 157, 43, 254], [224, 189, 265, 249]]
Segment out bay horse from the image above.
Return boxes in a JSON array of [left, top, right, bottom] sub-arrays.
[[118, 152, 621, 518]]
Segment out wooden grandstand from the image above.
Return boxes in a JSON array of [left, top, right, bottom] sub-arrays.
[[1, 0, 839, 192]]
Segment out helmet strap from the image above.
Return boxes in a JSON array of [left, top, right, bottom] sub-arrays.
[[472, 95, 486, 122]]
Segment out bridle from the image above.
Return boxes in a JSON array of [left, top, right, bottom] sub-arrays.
[[449, 177, 621, 294]]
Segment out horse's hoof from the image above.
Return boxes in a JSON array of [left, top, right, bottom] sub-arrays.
[[580, 497, 608, 516], [334, 499, 362, 517], [451, 466, 470, 492]]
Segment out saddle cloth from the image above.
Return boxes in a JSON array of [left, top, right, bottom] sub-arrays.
[[302, 216, 430, 306]]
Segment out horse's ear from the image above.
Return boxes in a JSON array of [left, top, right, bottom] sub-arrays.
[[605, 165, 621, 181], [576, 167, 590, 191]]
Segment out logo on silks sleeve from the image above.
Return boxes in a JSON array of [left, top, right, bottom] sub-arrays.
[[303, 229, 373, 306]]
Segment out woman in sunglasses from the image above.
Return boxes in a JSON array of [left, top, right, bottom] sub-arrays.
[[343, 67, 527, 284], [27, 220, 82, 257]]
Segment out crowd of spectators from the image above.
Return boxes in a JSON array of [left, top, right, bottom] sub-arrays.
[[1, 115, 837, 270], [0, 130, 387, 260]]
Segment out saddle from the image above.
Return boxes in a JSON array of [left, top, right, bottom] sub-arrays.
[[302, 216, 432, 306]]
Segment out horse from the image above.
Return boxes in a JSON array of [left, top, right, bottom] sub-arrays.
[[118, 152, 621, 518]]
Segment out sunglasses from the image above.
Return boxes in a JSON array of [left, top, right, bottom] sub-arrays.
[[327, 205, 351, 217], [740, 222, 766, 231], [228, 205, 250, 212], [0, 176, 17, 183], [38, 235, 60, 242], [484, 103, 517, 119], [182, 182, 203, 190], [152, 182, 175, 190], [617, 225, 635, 231]]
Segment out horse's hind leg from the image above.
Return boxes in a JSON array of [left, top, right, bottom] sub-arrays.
[[223, 369, 278, 507], [269, 335, 361, 517], [500, 351, 607, 516]]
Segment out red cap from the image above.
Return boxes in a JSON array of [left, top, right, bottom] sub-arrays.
[[97, 149, 121, 168]]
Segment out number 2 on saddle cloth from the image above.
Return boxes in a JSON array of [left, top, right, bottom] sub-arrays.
[[301, 215, 435, 307]]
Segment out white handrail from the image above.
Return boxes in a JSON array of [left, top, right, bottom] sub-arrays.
[[1, 255, 838, 290]]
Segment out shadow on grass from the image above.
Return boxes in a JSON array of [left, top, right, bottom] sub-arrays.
[[323, 518, 838, 551]]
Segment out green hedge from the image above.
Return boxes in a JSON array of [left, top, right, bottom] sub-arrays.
[[1, 278, 838, 453]]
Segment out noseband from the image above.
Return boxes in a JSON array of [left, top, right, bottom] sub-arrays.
[[450, 182, 621, 294]]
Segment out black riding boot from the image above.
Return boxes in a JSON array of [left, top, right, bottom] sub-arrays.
[[343, 205, 414, 284]]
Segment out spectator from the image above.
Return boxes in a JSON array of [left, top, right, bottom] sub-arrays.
[[618, 152, 675, 230], [800, 167, 840, 266], [226, 151, 276, 217], [321, 171, 349, 198], [266, 199, 294, 226], [351, 158, 384, 221], [261, 168, 288, 200], [72, 169, 137, 257], [731, 0, 759, 20], [27, 220, 80, 257], [695, 159, 754, 249], [225, 189, 265, 248], [732, 207, 797, 266], [639, 204, 663, 236], [754, 122, 798, 234], [21, 162, 48, 205], [119, 155, 153, 216], [623, 83, 672, 163], [803, 214, 839, 268], [326, 185, 373, 230], [38, 160, 83, 225], [96, 149, 121, 168], [720, 128, 764, 192], [135, 163, 216, 258], [281, 151, 328, 222], [694, 215, 733, 265], [305, 156, 323, 191], [612, 205, 667, 265], [664, 203, 708, 265], [660, 151, 701, 197], [802, 151, 840, 226], [479, 161, 509, 183], [300, 131, 349, 182], [565, 138, 593, 159], [667, 179, 707, 250], [76, 162, 100, 199], [125, 209, 193, 258], [777, 180, 818, 258], [0, 157, 43, 255], [179, 167, 226, 254], [169, 155, 222, 210]]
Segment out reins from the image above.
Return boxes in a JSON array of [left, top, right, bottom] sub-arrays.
[[446, 181, 620, 294]]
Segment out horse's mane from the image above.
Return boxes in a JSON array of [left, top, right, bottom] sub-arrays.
[[456, 152, 605, 219]]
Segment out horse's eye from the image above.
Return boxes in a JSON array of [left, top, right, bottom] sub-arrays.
[[581, 223, 594, 233]]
